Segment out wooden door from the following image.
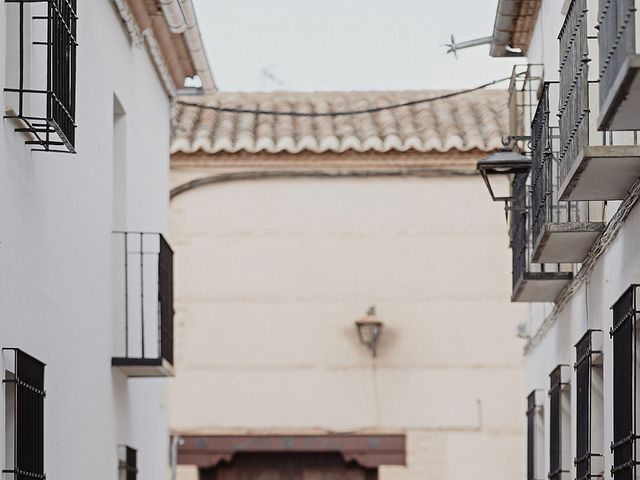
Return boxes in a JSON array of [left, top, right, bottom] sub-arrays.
[[200, 453, 377, 480]]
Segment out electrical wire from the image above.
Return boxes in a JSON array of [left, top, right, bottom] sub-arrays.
[[176, 76, 512, 117]]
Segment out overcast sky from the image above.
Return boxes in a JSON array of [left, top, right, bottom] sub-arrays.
[[192, 0, 518, 92]]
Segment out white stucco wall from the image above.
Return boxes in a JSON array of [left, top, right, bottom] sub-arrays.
[[168, 171, 526, 480], [516, 1, 640, 478], [0, 3, 171, 480]]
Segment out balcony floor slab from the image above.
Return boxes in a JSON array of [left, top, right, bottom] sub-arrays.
[[532, 222, 604, 263], [512, 272, 573, 303], [598, 54, 640, 131], [558, 145, 640, 201], [112, 357, 175, 377]]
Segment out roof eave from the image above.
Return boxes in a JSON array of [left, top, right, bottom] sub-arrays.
[[489, 0, 541, 58]]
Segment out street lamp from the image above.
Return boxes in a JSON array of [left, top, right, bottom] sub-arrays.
[[477, 148, 531, 202], [355, 306, 384, 358]]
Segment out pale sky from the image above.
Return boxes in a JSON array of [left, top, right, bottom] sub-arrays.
[[192, 0, 519, 92]]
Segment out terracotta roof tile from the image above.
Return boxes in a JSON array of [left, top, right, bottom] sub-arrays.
[[171, 90, 509, 155]]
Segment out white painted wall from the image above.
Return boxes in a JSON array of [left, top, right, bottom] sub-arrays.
[[169, 171, 526, 480], [518, 1, 640, 479], [0, 3, 172, 480]]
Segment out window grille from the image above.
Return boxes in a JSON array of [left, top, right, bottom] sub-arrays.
[[610, 285, 640, 480], [159, 235, 174, 366], [549, 365, 571, 480], [527, 390, 545, 480], [2, 348, 46, 480], [574, 329, 605, 480], [118, 446, 137, 480], [111, 232, 174, 377], [4, 0, 78, 153]]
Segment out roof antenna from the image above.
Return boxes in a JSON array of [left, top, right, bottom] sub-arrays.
[[443, 34, 494, 58]]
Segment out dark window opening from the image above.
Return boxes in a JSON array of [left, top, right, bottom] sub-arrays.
[[610, 285, 640, 480], [574, 329, 604, 480], [2, 348, 46, 480], [3, 0, 77, 153], [118, 446, 137, 480]]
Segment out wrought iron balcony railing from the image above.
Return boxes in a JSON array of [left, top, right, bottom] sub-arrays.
[[598, 0, 640, 130], [111, 232, 174, 377], [510, 173, 572, 303], [557, 0, 640, 201], [530, 83, 605, 264], [3, 0, 77, 153], [508, 64, 544, 149]]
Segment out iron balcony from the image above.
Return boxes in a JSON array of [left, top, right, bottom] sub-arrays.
[[529, 82, 605, 264], [510, 173, 572, 303], [557, 0, 640, 202], [111, 232, 175, 377]]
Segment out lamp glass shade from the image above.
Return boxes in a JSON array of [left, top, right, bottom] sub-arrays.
[[477, 149, 531, 202], [355, 317, 383, 357]]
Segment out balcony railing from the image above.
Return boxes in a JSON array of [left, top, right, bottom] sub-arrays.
[[510, 173, 572, 303], [558, 0, 640, 201], [530, 83, 605, 263], [112, 232, 174, 377], [508, 64, 544, 149], [598, 0, 640, 130]]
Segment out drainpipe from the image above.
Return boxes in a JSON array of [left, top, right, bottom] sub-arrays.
[[171, 435, 184, 480], [158, 0, 217, 93]]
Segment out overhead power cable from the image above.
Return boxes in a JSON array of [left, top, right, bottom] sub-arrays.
[[176, 76, 512, 117]]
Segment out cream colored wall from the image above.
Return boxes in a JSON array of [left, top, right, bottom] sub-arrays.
[[169, 169, 525, 480]]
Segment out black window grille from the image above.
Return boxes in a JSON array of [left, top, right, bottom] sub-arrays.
[[118, 446, 137, 480], [2, 348, 46, 480], [4, 0, 77, 153], [610, 285, 640, 480], [528, 390, 544, 480], [549, 365, 570, 480], [574, 329, 604, 480], [159, 235, 174, 366], [111, 232, 174, 376]]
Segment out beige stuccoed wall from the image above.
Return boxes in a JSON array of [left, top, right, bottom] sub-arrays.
[[169, 167, 525, 480]]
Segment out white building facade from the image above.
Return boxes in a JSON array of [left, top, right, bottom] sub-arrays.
[[169, 90, 526, 480], [479, 2, 640, 480], [0, 2, 213, 480]]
